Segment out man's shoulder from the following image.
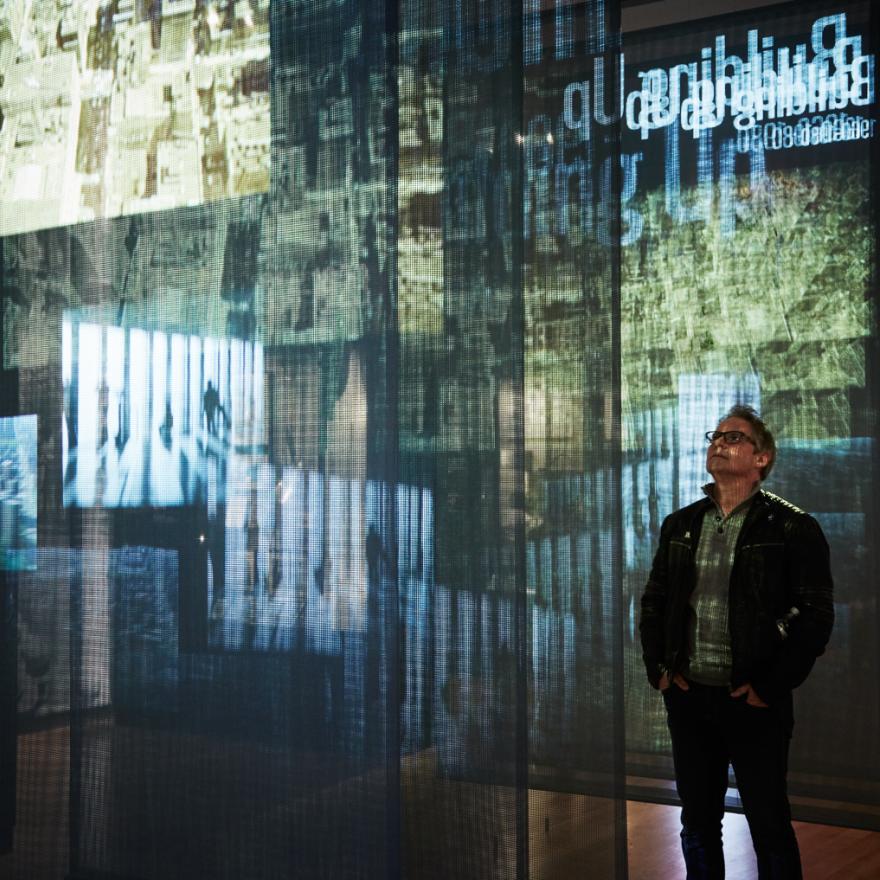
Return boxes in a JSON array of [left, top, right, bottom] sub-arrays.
[[756, 489, 808, 518], [755, 490, 828, 543]]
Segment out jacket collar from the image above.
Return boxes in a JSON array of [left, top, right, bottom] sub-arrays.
[[701, 481, 761, 519], [736, 488, 778, 541], [683, 486, 772, 546]]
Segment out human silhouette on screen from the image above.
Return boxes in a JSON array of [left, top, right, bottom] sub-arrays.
[[203, 381, 220, 435]]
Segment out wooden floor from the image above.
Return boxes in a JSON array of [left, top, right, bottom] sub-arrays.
[[628, 801, 880, 880]]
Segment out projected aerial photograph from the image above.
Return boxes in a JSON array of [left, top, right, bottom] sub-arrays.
[[0, 0, 270, 236]]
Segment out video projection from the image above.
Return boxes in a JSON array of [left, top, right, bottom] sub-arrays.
[[0, 0, 270, 237], [518, 0, 624, 798], [62, 312, 265, 507], [1, 0, 877, 879], [1, 1, 628, 878], [619, 0, 878, 817], [0, 414, 36, 571]]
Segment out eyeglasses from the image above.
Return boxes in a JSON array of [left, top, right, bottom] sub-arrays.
[[705, 430, 757, 446]]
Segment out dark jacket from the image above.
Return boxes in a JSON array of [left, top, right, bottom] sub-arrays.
[[640, 489, 834, 706]]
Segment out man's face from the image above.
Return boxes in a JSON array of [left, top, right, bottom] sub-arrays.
[[706, 416, 770, 483]]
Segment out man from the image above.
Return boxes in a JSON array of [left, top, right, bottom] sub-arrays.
[[640, 404, 834, 879], [203, 381, 220, 436]]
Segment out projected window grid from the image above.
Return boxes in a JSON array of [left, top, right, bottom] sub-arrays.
[[62, 315, 264, 508]]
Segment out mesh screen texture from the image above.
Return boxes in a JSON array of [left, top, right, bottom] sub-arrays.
[[1, 1, 625, 879], [3, 0, 877, 878]]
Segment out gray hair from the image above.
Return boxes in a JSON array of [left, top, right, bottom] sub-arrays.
[[721, 404, 776, 480]]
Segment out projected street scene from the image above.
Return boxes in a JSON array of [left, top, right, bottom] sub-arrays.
[[0, 413, 37, 571], [207, 465, 428, 654], [62, 314, 264, 506], [0, 0, 270, 237]]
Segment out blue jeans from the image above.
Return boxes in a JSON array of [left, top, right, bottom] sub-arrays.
[[663, 681, 802, 880]]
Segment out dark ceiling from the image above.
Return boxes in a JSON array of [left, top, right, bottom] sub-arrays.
[[622, 0, 798, 32]]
